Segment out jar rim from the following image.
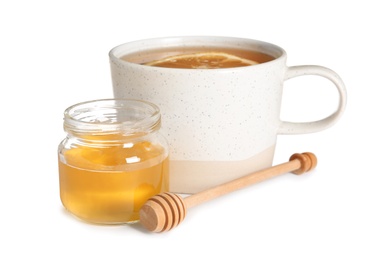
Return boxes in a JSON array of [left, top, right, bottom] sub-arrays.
[[63, 99, 161, 135]]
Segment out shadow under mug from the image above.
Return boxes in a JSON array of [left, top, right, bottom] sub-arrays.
[[109, 36, 347, 193]]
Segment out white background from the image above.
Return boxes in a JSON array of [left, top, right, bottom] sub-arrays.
[[1, 0, 385, 259]]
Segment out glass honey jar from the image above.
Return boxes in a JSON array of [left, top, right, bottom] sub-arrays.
[[58, 99, 169, 224]]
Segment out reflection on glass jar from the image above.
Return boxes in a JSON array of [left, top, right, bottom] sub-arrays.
[[58, 99, 169, 224]]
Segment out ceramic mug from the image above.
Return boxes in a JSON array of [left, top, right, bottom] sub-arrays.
[[109, 36, 347, 193]]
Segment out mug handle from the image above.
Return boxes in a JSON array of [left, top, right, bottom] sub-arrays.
[[278, 65, 347, 134]]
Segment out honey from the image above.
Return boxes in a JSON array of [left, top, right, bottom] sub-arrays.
[[58, 99, 169, 224]]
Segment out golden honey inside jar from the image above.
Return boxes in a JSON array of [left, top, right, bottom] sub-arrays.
[[58, 99, 169, 224]]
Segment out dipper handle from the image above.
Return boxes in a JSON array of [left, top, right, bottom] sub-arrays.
[[140, 152, 317, 233], [185, 152, 317, 209]]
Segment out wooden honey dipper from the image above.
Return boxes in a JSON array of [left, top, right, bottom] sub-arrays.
[[139, 152, 317, 233]]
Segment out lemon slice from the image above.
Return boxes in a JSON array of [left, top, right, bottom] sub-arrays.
[[145, 52, 258, 69]]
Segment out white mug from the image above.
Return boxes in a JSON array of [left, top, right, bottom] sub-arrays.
[[109, 36, 347, 193]]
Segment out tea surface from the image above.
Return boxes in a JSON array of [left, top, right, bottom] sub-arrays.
[[121, 46, 274, 68]]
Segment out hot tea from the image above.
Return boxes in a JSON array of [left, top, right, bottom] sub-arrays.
[[110, 36, 347, 193], [120, 46, 274, 69]]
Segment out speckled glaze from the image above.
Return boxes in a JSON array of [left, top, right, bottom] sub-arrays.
[[109, 36, 346, 193]]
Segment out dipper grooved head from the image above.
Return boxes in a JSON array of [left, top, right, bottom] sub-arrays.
[[140, 192, 186, 232]]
